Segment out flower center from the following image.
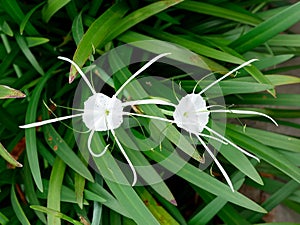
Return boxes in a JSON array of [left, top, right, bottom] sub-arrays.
[[82, 93, 123, 131], [173, 93, 210, 134]]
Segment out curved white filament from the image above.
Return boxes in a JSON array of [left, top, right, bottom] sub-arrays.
[[114, 53, 171, 97], [205, 126, 260, 162], [111, 129, 137, 186], [124, 112, 174, 123], [122, 99, 176, 108], [197, 135, 234, 192], [88, 130, 110, 157], [198, 133, 228, 145], [58, 56, 96, 95], [209, 109, 278, 126], [19, 113, 83, 129], [199, 59, 258, 95]]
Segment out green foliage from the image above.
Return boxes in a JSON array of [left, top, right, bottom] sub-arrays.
[[0, 0, 300, 224]]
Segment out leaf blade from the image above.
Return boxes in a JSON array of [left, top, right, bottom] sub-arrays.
[[230, 2, 300, 53]]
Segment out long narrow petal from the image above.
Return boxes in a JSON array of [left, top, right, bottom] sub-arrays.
[[199, 133, 228, 145], [88, 130, 110, 157], [197, 135, 234, 192], [205, 126, 260, 162], [58, 56, 96, 95], [19, 113, 83, 129], [209, 109, 278, 126], [122, 99, 176, 108], [111, 129, 137, 186], [200, 59, 258, 95], [124, 112, 174, 123], [114, 53, 171, 97]]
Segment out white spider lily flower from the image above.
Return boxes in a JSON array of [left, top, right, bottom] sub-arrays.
[[173, 94, 209, 134], [20, 53, 173, 186], [172, 59, 278, 192]]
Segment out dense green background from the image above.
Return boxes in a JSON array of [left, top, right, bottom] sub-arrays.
[[0, 0, 300, 224]]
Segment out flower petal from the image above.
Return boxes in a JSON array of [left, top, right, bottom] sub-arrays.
[[197, 135, 234, 192], [88, 130, 110, 157], [19, 113, 83, 129], [111, 129, 137, 186]]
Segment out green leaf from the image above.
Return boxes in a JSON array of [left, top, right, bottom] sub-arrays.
[[189, 172, 249, 225], [87, 181, 131, 218], [226, 93, 300, 107], [151, 190, 187, 225], [236, 75, 300, 87], [0, 85, 25, 99], [243, 65, 275, 97], [219, 143, 263, 185], [139, 26, 245, 64], [115, 128, 177, 205], [176, 1, 262, 26], [181, 80, 273, 96], [197, 188, 252, 225], [72, 12, 84, 46], [71, 0, 183, 79], [43, 124, 94, 182], [84, 189, 106, 203], [47, 157, 66, 225], [248, 180, 300, 222], [23, 157, 47, 223], [23, 64, 61, 192], [1, 0, 38, 35], [30, 205, 82, 225], [102, 0, 184, 46], [89, 133, 161, 224], [117, 31, 228, 72], [230, 2, 300, 53], [0, 20, 13, 37], [246, 55, 294, 70], [227, 128, 300, 184], [20, 2, 45, 35], [25, 37, 50, 48], [0, 212, 9, 225], [269, 34, 300, 47], [70, 2, 129, 80], [144, 149, 266, 213], [36, 179, 90, 205], [0, 142, 22, 167], [136, 187, 180, 225], [11, 185, 31, 225], [74, 172, 85, 209], [228, 124, 300, 153], [42, 0, 71, 23], [15, 34, 44, 75]]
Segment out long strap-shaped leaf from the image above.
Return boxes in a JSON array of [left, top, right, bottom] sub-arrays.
[[24, 63, 61, 192], [70, 0, 182, 80], [69, 2, 129, 81], [47, 157, 66, 225], [90, 134, 161, 225], [0, 142, 22, 167], [176, 1, 262, 26], [227, 128, 300, 184], [230, 2, 300, 53], [101, 0, 184, 49], [43, 124, 94, 182], [11, 185, 31, 225], [143, 147, 267, 213]]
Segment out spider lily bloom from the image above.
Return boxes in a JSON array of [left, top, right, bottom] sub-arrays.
[[19, 53, 174, 186], [172, 59, 278, 192]]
